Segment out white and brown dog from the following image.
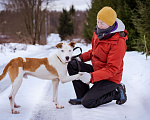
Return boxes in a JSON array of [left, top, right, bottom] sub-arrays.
[[0, 42, 83, 114]]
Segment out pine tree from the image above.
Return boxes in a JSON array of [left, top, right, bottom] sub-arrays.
[[58, 9, 74, 40], [123, 0, 139, 50], [69, 5, 76, 34], [69, 5, 75, 17], [83, 0, 102, 41], [132, 0, 150, 52]]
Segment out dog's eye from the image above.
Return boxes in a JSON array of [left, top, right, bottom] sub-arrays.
[[61, 50, 64, 52], [69, 50, 71, 52]]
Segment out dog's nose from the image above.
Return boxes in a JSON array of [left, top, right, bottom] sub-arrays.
[[66, 56, 69, 61]]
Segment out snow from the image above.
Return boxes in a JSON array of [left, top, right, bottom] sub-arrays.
[[0, 33, 150, 120]]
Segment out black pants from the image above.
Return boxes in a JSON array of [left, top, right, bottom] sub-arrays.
[[67, 59, 120, 108]]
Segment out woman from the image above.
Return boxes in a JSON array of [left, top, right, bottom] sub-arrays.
[[67, 6, 128, 108]]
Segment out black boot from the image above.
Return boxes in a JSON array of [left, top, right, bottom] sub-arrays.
[[116, 84, 127, 105], [69, 98, 82, 105]]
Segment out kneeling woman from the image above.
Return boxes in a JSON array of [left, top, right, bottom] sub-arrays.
[[67, 6, 128, 108]]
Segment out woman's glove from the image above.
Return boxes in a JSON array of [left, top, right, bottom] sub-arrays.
[[76, 56, 81, 61], [78, 72, 91, 84], [71, 56, 81, 61]]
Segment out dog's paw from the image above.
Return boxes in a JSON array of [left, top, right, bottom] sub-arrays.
[[12, 110, 20, 114], [78, 72, 91, 83], [56, 104, 64, 109], [74, 72, 84, 80]]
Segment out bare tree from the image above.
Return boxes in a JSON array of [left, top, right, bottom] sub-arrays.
[[1, 0, 55, 44]]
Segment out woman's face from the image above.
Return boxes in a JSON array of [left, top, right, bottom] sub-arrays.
[[97, 19, 110, 29]]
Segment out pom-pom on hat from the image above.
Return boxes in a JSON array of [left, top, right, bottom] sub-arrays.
[[97, 6, 117, 26]]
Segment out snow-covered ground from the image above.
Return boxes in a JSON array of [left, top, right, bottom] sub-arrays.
[[0, 33, 150, 120]]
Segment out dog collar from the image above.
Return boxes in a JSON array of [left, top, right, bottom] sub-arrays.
[[57, 56, 67, 64]]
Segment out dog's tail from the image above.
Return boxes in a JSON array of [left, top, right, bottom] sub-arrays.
[[0, 61, 12, 81]]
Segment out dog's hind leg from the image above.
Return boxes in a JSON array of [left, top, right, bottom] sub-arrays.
[[9, 67, 23, 114], [52, 78, 64, 109]]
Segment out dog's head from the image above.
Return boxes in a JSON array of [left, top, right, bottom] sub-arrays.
[[56, 42, 76, 63]]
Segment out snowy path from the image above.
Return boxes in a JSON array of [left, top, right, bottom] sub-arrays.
[[0, 42, 150, 120], [30, 51, 150, 120], [30, 82, 74, 120], [0, 76, 49, 120]]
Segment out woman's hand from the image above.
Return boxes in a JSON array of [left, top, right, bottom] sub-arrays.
[[78, 72, 91, 84]]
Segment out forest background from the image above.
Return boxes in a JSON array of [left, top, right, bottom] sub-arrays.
[[0, 0, 149, 55]]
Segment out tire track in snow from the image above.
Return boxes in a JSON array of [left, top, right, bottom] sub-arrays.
[[30, 82, 73, 120]]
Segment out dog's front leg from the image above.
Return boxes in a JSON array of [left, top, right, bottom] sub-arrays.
[[60, 72, 83, 83], [52, 78, 64, 109]]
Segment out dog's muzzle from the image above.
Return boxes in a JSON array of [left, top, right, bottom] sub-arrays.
[[66, 56, 69, 61]]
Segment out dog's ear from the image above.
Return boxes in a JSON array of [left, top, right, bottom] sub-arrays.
[[56, 43, 63, 48], [68, 42, 76, 48]]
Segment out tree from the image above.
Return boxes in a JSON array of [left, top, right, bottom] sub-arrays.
[[2, 0, 54, 45], [132, 0, 150, 53], [58, 9, 74, 40], [69, 5, 75, 17], [122, 0, 139, 50], [69, 5, 77, 35]]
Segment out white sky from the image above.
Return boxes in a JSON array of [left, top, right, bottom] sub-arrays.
[[0, 0, 91, 11], [49, 0, 91, 11], [0, 4, 4, 11]]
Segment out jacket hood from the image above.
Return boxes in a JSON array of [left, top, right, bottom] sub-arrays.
[[111, 18, 125, 33]]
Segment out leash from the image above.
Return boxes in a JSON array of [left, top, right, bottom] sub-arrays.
[[71, 47, 82, 72], [71, 47, 82, 59]]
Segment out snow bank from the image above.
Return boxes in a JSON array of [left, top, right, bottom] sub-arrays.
[[46, 33, 61, 47]]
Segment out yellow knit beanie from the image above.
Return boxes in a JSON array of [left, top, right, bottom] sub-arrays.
[[97, 6, 117, 26]]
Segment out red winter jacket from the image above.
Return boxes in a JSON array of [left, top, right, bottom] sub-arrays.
[[80, 30, 128, 84]]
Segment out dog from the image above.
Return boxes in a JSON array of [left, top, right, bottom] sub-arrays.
[[0, 42, 83, 114]]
